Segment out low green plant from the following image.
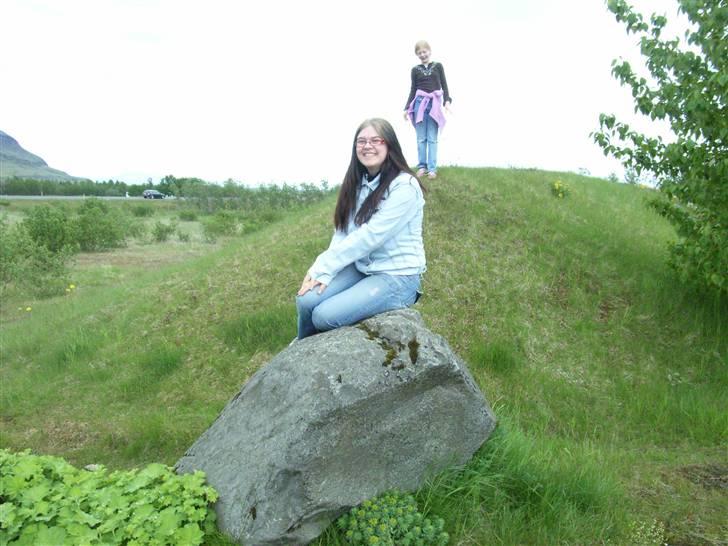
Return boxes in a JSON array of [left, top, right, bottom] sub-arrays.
[[130, 204, 155, 217], [178, 210, 198, 221], [335, 491, 448, 546], [202, 211, 239, 239], [410, 421, 624, 544], [0, 218, 72, 297], [468, 339, 521, 374], [152, 220, 177, 243], [551, 179, 569, 198], [22, 204, 75, 253], [627, 519, 667, 546], [72, 198, 128, 251], [127, 220, 147, 240], [0, 449, 218, 546], [220, 305, 295, 354], [177, 229, 191, 242]]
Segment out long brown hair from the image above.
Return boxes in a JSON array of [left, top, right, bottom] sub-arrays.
[[333, 118, 424, 231]]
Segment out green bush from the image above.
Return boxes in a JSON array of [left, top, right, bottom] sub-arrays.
[[130, 204, 155, 218], [72, 198, 128, 251], [238, 209, 283, 235], [21, 204, 75, 253], [0, 218, 72, 297], [594, 0, 728, 295], [152, 220, 177, 243], [202, 211, 239, 239], [184, 181, 335, 213], [178, 210, 198, 221], [0, 218, 16, 283], [0, 449, 218, 546], [254, 209, 282, 224], [335, 491, 448, 546], [126, 220, 147, 240]]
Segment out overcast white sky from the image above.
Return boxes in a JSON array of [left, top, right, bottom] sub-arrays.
[[0, 0, 686, 185]]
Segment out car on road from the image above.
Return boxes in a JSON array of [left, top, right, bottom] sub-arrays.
[[142, 189, 165, 199]]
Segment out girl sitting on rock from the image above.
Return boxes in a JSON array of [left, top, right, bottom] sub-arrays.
[[296, 118, 426, 339]]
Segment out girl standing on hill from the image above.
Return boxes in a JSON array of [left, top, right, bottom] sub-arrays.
[[403, 40, 452, 180], [295, 118, 426, 340]]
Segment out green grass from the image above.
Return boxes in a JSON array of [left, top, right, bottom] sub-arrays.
[[1, 167, 726, 545]]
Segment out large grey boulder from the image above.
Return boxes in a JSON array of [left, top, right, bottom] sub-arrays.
[[176, 309, 496, 545]]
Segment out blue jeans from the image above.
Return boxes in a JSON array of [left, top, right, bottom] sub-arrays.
[[296, 264, 421, 339], [414, 95, 439, 173]]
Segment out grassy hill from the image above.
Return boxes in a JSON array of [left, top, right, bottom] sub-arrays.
[[1, 167, 725, 545]]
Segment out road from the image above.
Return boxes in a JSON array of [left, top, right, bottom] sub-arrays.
[[0, 195, 176, 200]]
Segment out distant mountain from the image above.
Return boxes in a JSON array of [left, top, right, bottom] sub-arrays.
[[0, 130, 83, 181]]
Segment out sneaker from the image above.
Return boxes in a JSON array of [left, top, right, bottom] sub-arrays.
[[427, 171, 437, 179], [416, 168, 426, 177]]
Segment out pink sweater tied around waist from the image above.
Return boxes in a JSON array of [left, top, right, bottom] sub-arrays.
[[407, 89, 446, 129]]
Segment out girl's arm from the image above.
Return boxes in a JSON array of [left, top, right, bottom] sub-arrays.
[[438, 63, 452, 105], [327, 228, 346, 249], [404, 67, 418, 110]]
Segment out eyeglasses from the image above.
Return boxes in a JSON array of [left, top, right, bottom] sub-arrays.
[[356, 137, 386, 148]]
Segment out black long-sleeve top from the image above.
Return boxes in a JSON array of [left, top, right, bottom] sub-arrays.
[[404, 62, 452, 109]]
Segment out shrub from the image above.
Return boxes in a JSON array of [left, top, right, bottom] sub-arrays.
[[178, 209, 198, 221], [152, 220, 177, 242], [0, 448, 218, 546], [21, 204, 75, 253], [0, 218, 72, 297], [594, 0, 728, 295], [126, 220, 148, 240], [0, 218, 17, 283], [130, 204, 155, 217], [335, 490, 449, 546], [72, 198, 128, 251], [202, 210, 239, 239]]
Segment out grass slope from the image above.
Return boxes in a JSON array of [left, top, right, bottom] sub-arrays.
[[1, 167, 726, 545]]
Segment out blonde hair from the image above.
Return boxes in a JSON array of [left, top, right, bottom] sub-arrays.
[[414, 40, 430, 53]]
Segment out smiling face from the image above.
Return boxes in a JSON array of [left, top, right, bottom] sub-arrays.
[[355, 125, 388, 176], [416, 47, 431, 64]]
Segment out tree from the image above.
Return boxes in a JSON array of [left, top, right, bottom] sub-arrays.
[[593, 0, 727, 295]]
